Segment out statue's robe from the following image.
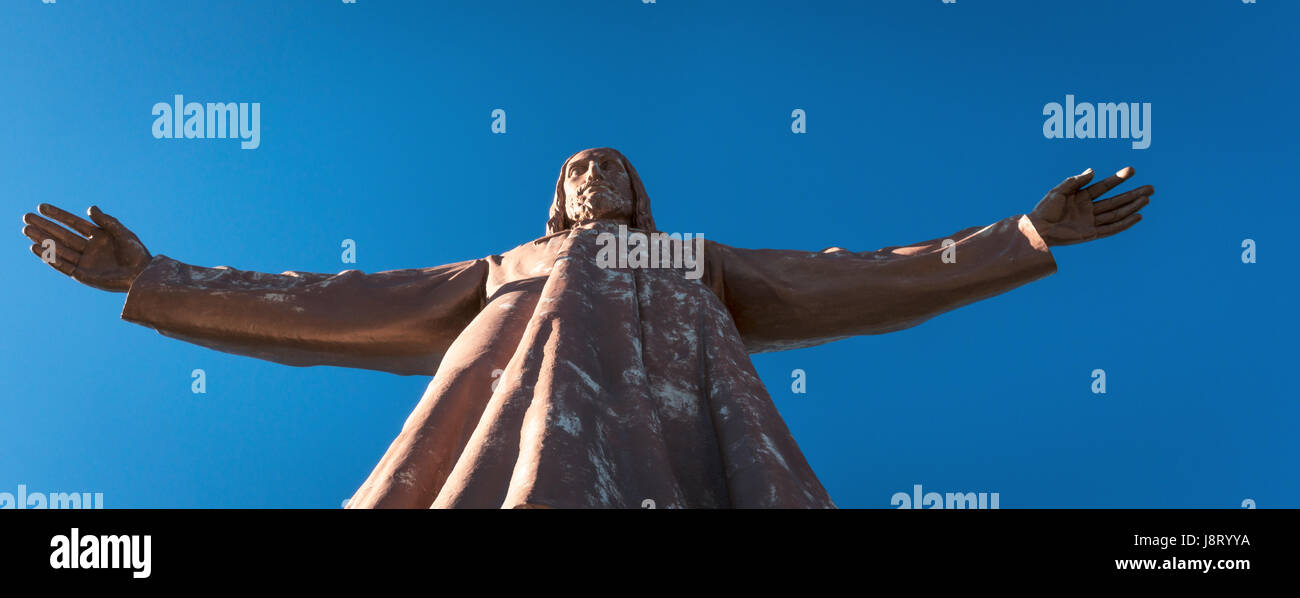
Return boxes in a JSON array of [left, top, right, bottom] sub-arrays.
[[121, 216, 1055, 508]]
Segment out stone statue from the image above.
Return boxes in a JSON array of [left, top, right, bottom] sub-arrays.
[[20, 147, 1151, 508]]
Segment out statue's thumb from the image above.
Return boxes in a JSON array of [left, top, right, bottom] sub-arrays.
[[88, 206, 126, 236]]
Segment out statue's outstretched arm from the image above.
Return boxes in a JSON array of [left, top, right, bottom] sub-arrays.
[[22, 204, 488, 376], [713, 167, 1151, 353], [712, 214, 1056, 353]]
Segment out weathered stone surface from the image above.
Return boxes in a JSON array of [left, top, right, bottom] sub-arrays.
[[118, 148, 1058, 508]]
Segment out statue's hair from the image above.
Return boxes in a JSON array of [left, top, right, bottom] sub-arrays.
[[547, 147, 656, 235]]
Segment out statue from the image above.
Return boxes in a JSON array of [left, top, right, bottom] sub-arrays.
[[19, 147, 1151, 508]]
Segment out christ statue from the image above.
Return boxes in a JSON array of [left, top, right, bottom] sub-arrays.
[[20, 148, 1151, 508]]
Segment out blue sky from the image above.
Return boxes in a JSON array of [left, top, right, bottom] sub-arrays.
[[1, 0, 1294, 508]]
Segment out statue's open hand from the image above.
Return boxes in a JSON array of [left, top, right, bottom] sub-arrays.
[[21, 204, 152, 292], [1028, 167, 1152, 247]]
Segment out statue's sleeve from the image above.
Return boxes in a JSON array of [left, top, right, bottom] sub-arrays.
[[711, 214, 1057, 353], [120, 255, 489, 375]]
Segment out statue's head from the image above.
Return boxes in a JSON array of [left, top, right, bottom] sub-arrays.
[[547, 147, 656, 235]]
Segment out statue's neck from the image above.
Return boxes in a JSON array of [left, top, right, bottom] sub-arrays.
[[574, 216, 633, 228]]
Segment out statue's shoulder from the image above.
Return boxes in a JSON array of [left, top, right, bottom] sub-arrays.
[[491, 230, 570, 262]]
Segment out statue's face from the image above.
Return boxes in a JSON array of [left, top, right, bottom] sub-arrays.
[[563, 149, 635, 225]]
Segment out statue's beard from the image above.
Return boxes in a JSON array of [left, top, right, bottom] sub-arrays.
[[566, 184, 632, 224]]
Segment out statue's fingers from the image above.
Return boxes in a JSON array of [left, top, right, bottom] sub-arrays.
[[37, 204, 99, 238], [1054, 168, 1095, 194], [30, 243, 78, 274], [1094, 213, 1142, 239], [87, 205, 131, 239], [22, 225, 84, 265], [1095, 195, 1148, 225], [19, 222, 47, 245], [22, 213, 89, 253], [1081, 167, 1135, 201], [1092, 185, 1153, 214]]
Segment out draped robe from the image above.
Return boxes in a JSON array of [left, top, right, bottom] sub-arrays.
[[121, 215, 1055, 508]]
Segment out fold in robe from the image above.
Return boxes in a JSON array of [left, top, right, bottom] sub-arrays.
[[122, 215, 1055, 508]]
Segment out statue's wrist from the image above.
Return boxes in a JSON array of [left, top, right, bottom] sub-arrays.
[[1018, 214, 1053, 251], [124, 255, 160, 291]]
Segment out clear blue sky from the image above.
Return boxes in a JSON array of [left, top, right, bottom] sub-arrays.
[[2, 0, 1294, 508]]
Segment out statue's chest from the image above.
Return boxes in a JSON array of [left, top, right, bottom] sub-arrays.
[[488, 224, 709, 300]]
